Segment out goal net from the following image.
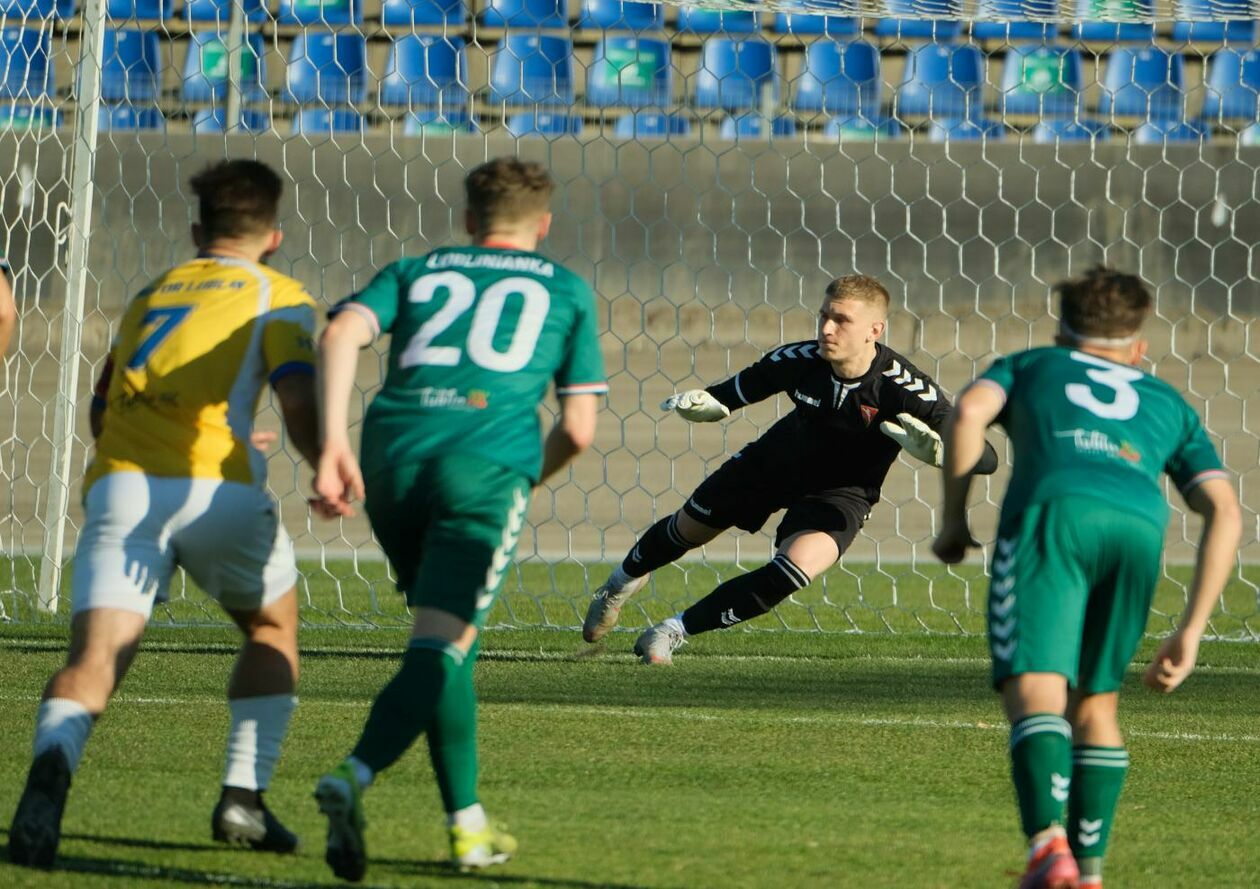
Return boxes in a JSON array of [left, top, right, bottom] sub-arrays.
[[1, 0, 1256, 637]]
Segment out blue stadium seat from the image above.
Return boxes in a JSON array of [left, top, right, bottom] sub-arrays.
[[1200, 48, 1260, 122], [380, 35, 467, 108], [181, 31, 266, 103], [101, 29, 160, 102], [293, 108, 363, 134], [792, 40, 879, 118], [286, 33, 368, 104], [694, 38, 778, 112], [586, 36, 669, 108], [999, 45, 1082, 117], [875, 0, 962, 40], [0, 104, 60, 129], [677, 9, 759, 34], [825, 114, 901, 140], [1072, 0, 1155, 42], [381, 0, 467, 26], [481, 0, 567, 27], [1032, 118, 1108, 142], [774, 12, 860, 37], [1099, 46, 1184, 120], [0, 0, 77, 16], [971, 0, 1056, 42], [0, 28, 52, 100], [489, 35, 574, 106], [278, 0, 362, 25], [577, 0, 663, 31], [613, 111, 690, 138], [183, 0, 266, 21], [927, 117, 1004, 141], [720, 113, 797, 140], [1239, 122, 1260, 145], [896, 42, 984, 120], [100, 104, 163, 130], [505, 110, 583, 136], [1172, 0, 1257, 43], [1132, 119, 1204, 143], [191, 108, 270, 132], [404, 108, 476, 133], [108, 0, 171, 17]]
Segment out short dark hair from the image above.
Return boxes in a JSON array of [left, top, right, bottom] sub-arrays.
[[189, 160, 283, 242], [824, 275, 891, 315], [1056, 266, 1152, 340], [465, 157, 553, 230]]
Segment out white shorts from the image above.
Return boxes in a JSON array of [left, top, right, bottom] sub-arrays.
[[71, 472, 298, 618]]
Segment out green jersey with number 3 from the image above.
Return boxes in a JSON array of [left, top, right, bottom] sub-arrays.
[[979, 346, 1226, 531], [333, 246, 608, 483]]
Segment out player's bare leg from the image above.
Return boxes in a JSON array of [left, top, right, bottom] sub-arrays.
[[1063, 691, 1125, 889], [214, 588, 301, 853], [1003, 674, 1080, 889], [9, 608, 146, 868], [635, 530, 838, 664], [584, 509, 721, 643]]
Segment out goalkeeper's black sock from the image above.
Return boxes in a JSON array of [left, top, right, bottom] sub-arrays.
[[622, 513, 702, 577], [680, 555, 810, 635]]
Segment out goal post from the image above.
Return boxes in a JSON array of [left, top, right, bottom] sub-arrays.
[[0, 0, 1256, 638]]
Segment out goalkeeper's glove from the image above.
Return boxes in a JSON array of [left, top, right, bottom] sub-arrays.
[[879, 412, 944, 467], [660, 390, 730, 423]]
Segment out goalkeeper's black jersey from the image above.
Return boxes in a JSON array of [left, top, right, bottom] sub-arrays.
[[705, 340, 984, 506]]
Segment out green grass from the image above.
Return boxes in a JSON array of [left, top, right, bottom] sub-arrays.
[[0, 623, 1258, 888]]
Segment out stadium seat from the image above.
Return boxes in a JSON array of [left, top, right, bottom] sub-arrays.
[[1098, 46, 1184, 121], [720, 113, 797, 140], [181, 31, 266, 103], [286, 33, 368, 105], [380, 35, 467, 108], [0, 103, 60, 129], [774, 12, 860, 37], [613, 111, 691, 138], [676, 9, 759, 34], [101, 29, 161, 102], [693, 38, 778, 112], [191, 107, 270, 132], [1200, 48, 1260, 123], [896, 42, 984, 121], [586, 36, 670, 108], [0, 28, 52, 100], [875, 0, 962, 40], [1171, 0, 1257, 44], [505, 110, 583, 136], [481, 0, 567, 27], [1072, 0, 1155, 43], [293, 108, 364, 134], [1239, 121, 1260, 145], [1, 0, 77, 16], [107, 0, 172, 17], [381, 0, 467, 26], [1132, 119, 1205, 143], [971, 0, 1056, 42], [999, 45, 1082, 118], [489, 35, 574, 106], [792, 39, 879, 119], [100, 104, 164, 130], [927, 117, 1004, 141], [404, 108, 476, 133], [824, 114, 901, 140], [1031, 118, 1108, 142], [577, 0, 664, 31], [278, 0, 362, 25], [183, 0, 266, 21]]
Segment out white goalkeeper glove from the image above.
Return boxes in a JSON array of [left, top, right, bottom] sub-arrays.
[[660, 390, 730, 423], [879, 412, 943, 467]]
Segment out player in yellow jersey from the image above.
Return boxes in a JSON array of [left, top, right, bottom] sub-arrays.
[[8, 160, 331, 869]]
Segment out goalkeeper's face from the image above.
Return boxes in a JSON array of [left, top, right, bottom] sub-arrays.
[[817, 297, 886, 363]]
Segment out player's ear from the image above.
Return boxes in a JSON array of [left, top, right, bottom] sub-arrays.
[[536, 212, 553, 241], [265, 229, 283, 256], [870, 318, 886, 342], [1129, 338, 1149, 366]]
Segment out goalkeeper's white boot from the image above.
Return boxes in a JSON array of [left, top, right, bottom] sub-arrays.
[[582, 572, 647, 643], [633, 620, 687, 665]]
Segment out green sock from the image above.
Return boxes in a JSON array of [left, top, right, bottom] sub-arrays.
[[428, 640, 481, 813], [1009, 713, 1073, 838], [1069, 746, 1129, 882], [351, 639, 467, 773]]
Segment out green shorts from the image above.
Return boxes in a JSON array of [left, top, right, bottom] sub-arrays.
[[989, 496, 1164, 693], [364, 455, 532, 627]]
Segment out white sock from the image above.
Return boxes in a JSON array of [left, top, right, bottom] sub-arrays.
[[448, 803, 487, 832], [346, 755, 375, 790], [222, 694, 296, 791], [607, 565, 636, 592], [664, 615, 688, 637], [33, 698, 94, 772]]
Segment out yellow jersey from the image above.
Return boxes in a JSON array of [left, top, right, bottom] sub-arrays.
[[87, 255, 316, 491]]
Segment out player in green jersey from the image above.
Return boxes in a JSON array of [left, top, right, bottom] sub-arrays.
[[933, 267, 1241, 889], [312, 158, 606, 879]]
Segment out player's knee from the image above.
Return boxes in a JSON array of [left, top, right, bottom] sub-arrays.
[[1068, 691, 1119, 734], [673, 509, 721, 546], [411, 607, 478, 653]]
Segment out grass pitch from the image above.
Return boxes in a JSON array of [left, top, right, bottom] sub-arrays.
[[1, 616, 1259, 888]]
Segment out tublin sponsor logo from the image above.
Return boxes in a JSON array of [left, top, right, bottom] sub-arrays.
[[1054, 428, 1141, 464], [416, 387, 490, 410]]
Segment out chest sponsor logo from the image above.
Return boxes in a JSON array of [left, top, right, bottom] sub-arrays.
[[416, 387, 490, 410], [1054, 428, 1141, 463], [860, 404, 879, 426]]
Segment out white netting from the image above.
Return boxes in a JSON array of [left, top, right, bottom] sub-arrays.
[[0, 1, 1257, 637]]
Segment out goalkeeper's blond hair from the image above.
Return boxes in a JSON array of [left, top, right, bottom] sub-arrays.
[[825, 275, 890, 316], [465, 158, 554, 231]]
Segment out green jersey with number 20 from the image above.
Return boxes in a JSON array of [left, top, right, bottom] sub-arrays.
[[978, 346, 1227, 531], [333, 246, 608, 483]]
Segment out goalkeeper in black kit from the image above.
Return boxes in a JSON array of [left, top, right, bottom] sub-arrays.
[[584, 274, 1000, 663]]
